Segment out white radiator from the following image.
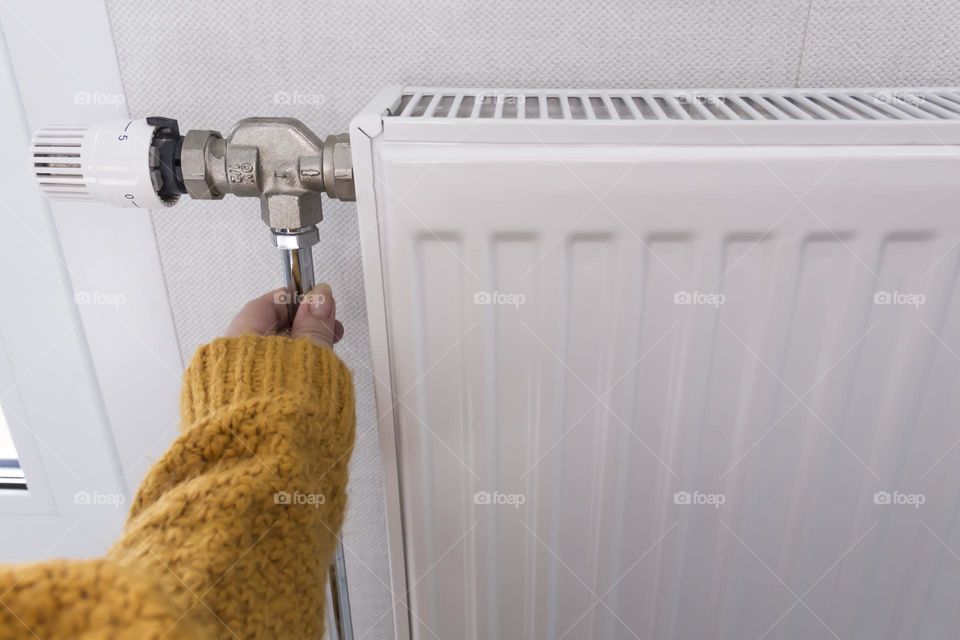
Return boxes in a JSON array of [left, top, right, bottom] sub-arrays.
[[350, 87, 960, 640]]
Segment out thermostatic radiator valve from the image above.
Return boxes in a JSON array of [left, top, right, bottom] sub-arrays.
[[31, 116, 355, 216], [31, 116, 356, 319], [32, 117, 185, 208]]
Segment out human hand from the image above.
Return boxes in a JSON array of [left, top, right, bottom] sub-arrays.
[[225, 283, 345, 348]]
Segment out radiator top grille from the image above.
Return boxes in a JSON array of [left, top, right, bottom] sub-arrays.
[[386, 89, 960, 121]]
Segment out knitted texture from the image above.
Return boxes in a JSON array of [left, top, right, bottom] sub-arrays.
[[0, 334, 355, 640]]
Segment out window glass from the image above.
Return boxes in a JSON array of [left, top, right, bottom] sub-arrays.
[[0, 409, 25, 489]]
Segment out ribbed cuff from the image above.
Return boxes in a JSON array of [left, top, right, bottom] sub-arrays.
[[181, 335, 353, 426]]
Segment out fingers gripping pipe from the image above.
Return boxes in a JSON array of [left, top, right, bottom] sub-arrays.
[[31, 116, 356, 640]]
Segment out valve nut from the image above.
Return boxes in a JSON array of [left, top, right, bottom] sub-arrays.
[[322, 134, 356, 202], [181, 129, 226, 200], [273, 225, 320, 249]]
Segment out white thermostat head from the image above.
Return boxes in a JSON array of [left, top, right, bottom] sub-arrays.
[[31, 118, 184, 209]]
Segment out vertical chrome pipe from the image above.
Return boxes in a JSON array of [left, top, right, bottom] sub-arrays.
[[329, 541, 353, 640], [281, 244, 316, 322], [276, 228, 353, 640]]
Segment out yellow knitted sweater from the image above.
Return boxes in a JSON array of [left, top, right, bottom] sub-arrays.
[[0, 335, 355, 640]]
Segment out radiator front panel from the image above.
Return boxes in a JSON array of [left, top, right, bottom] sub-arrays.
[[355, 100, 960, 639]]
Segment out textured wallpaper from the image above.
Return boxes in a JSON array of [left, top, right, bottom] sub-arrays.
[[102, 1, 960, 637]]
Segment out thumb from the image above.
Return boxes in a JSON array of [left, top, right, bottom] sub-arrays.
[[291, 283, 344, 349]]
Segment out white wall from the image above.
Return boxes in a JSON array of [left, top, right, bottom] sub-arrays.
[[101, 2, 960, 638]]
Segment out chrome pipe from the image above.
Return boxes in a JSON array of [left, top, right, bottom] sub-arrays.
[[276, 226, 353, 640], [280, 244, 316, 322]]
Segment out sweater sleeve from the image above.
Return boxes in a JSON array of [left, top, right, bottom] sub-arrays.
[[0, 334, 355, 640], [107, 334, 356, 639]]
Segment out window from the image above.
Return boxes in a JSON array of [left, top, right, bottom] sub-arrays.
[[0, 409, 25, 489]]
